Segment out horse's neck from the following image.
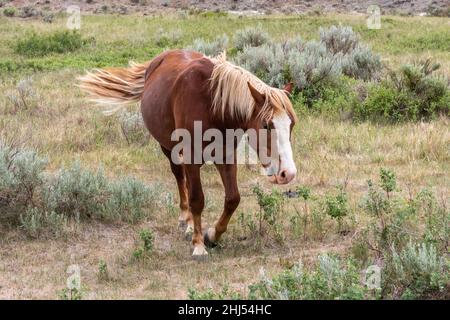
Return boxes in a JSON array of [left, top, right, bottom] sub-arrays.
[[209, 113, 250, 131]]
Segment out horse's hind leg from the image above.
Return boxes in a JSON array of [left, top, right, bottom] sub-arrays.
[[160, 146, 193, 237], [204, 164, 240, 247]]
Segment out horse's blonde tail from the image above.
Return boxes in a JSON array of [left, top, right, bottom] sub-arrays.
[[78, 61, 150, 115]]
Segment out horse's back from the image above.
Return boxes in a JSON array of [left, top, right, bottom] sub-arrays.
[[141, 49, 214, 149]]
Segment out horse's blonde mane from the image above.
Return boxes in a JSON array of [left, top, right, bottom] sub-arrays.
[[209, 52, 296, 123]]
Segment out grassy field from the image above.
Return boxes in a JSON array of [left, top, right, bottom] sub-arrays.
[[0, 12, 449, 299]]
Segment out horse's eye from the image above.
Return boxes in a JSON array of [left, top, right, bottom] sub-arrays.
[[263, 122, 269, 130]]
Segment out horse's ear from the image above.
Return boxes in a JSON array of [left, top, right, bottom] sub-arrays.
[[247, 81, 265, 107], [283, 82, 294, 94]]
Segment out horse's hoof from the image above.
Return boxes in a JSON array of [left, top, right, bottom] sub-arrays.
[[203, 230, 218, 248], [192, 246, 208, 261]]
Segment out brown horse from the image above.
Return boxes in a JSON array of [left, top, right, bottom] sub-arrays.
[[79, 49, 297, 259]]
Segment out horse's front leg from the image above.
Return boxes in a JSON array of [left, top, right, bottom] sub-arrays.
[[160, 146, 193, 236], [204, 164, 240, 247], [184, 164, 208, 259]]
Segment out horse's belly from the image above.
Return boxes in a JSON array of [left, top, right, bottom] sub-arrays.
[[139, 49, 212, 151], [140, 83, 176, 150]]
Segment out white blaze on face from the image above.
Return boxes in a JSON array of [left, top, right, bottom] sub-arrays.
[[270, 112, 297, 183]]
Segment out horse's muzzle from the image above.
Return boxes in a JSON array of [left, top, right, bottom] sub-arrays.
[[268, 169, 296, 185]]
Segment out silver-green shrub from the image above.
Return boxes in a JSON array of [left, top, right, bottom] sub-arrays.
[[236, 40, 341, 92], [44, 161, 155, 222], [106, 176, 155, 223], [189, 34, 229, 56], [249, 254, 369, 300], [233, 25, 381, 94], [340, 45, 382, 81], [186, 26, 381, 100], [287, 41, 342, 90], [7, 78, 39, 112], [44, 161, 109, 219], [235, 43, 287, 87], [119, 110, 149, 145], [20, 207, 68, 238], [0, 140, 47, 214], [320, 25, 360, 55], [1, 141, 156, 236], [319, 26, 381, 80], [389, 242, 449, 299], [234, 25, 270, 51]]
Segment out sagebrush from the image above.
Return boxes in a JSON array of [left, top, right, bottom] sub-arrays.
[[0, 141, 157, 236]]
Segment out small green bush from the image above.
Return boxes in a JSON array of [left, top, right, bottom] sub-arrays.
[[362, 179, 390, 219], [356, 83, 416, 122], [289, 186, 312, 239], [379, 167, 396, 197], [323, 187, 348, 229], [132, 228, 154, 260], [3, 7, 15, 17], [252, 184, 285, 243], [253, 185, 283, 226], [58, 286, 84, 300], [355, 60, 449, 122], [296, 185, 311, 201], [301, 76, 358, 116], [14, 31, 88, 57], [97, 260, 109, 281]]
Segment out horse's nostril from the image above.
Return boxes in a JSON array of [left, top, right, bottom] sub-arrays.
[[280, 171, 286, 178]]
